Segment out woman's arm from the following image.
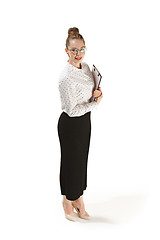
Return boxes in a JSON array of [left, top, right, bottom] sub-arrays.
[[58, 77, 98, 117]]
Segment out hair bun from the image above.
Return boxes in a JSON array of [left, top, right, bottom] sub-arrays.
[[68, 27, 79, 36]]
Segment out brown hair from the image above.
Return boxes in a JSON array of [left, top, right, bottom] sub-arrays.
[[66, 27, 85, 49]]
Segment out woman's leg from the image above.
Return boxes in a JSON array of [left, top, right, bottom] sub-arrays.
[[72, 195, 86, 215], [62, 195, 75, 214]]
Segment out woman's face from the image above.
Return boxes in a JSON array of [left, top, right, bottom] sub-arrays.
[[65, 39, 86, 68]]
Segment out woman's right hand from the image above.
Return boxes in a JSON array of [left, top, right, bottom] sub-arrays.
[[95, 87, 103, 104], [95, 94, 103, 104]]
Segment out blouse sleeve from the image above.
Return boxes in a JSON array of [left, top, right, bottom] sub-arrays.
[[58, 77, 98, 117]]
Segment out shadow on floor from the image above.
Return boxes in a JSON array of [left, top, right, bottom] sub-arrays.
[[76, 193, 149, 224]]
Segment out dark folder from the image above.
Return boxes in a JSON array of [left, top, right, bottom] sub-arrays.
[[90, 64, 102, 102]]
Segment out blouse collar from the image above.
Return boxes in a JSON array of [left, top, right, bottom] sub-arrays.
[[66, 60, 84, 71]]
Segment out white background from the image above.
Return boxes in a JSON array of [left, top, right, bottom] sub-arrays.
[[0, 0, 160, 239]]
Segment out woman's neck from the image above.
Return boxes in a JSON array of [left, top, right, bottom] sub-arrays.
[[68, 60, 82, 69]]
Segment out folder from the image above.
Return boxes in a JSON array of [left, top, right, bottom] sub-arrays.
[[90, 64, 102, 102]]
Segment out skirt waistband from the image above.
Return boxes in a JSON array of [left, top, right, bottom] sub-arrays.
[[61, 111, 91, 119]]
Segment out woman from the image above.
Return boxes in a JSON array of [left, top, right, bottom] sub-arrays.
[[57, 27, 103, 221]]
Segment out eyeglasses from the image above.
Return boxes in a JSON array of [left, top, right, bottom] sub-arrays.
[[68, 47, 87, 54]]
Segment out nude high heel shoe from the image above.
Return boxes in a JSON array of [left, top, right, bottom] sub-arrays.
[[72, 202, 91, 220], [62, 201, 77, 222]]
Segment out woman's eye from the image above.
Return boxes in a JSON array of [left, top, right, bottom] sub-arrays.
[[81, 48, 86, 53]]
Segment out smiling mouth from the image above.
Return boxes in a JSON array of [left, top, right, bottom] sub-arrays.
[[75, 57, 82, 60]]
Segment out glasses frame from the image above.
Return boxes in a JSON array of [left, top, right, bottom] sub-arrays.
[[67, 47, 87, 55]]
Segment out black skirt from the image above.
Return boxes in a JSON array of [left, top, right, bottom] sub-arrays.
[[57, 111, 91, 201]]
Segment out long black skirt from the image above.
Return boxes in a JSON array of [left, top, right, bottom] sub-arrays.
[[57, 111, 91, 201]]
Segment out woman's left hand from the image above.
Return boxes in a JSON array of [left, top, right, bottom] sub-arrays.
[[93, 87, 102, 98]]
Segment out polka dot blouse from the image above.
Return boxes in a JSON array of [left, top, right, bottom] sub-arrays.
[[58, 61, 98, 117]]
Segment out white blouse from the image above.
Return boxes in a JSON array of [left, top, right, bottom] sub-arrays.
[[58, 61, 98, 117]]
